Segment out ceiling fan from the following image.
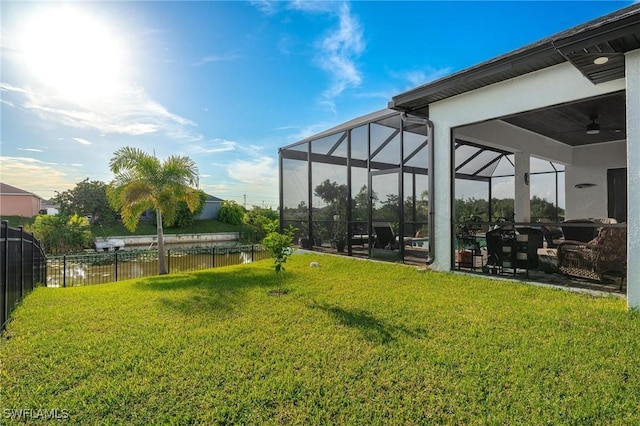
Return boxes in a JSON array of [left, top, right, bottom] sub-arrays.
[[556, 113, 623, 136], [585, 114, 601, 135]]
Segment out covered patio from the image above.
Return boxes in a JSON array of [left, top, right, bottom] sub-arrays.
[[388, 4, 639, 306], [280, 4, 640, 306]]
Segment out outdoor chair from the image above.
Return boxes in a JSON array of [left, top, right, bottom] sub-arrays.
[[556, 226, 627, 283], [373, 222, 396, 249], [561, 219, 598, 243], [536, 218, 563, 248]]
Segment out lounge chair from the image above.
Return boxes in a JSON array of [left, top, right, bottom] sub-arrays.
[[557, 226, 627, 283], [373, 222, 396, 249]]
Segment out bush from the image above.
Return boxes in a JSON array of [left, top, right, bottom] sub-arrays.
[[171, 190, 208, 229], [218, 200, 245, 225], [27, 214, 92, 254], [244, 207, 279, 243]]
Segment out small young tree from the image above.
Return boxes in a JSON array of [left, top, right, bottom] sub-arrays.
[[261, 220, 296, 290]]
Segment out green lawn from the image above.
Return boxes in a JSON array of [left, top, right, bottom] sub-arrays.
[[1, 254, 639, 424]]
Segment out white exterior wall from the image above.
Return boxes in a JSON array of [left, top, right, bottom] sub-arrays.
[[626, 49, 640, 308], [428, 62, 625, 272], [564, 141, 626, 219]]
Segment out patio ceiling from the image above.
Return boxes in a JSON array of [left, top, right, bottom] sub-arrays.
[[500, 91, 626, 146]]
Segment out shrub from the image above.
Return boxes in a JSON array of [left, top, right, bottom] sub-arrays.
[[218, 200, 245, 225], [244, 207, 279, 243], [27, 214, 92, 254], [171, 190, 208, 229]]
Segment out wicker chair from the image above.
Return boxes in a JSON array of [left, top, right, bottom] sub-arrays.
[[556, 226, 627, 282]]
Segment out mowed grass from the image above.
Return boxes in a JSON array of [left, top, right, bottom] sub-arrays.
[[1, 254, 639, 425]]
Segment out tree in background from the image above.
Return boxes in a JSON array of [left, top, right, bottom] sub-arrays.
[[218, 200, 245, 225], [28, 214, 92, 254], [107, 147, 201, 275], [170, 190, 207, 229], [52, 178, 117, 225], [243, 206, 278, 243], [454, 196, 564, 223]]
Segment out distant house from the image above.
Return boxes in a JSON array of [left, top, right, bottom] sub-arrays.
[[0, 183, 42, 217], [198, 194, 224, 220], [140, 193, 224, 221]]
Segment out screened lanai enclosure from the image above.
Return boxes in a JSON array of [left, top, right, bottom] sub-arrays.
[[279, 110, 431, 263], [279, 109, 565, 267]]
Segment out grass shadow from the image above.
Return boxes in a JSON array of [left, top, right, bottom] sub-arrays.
[[134, 267, 297, 317], [309, 302, 429, 345], [310, 302, 412, 344]]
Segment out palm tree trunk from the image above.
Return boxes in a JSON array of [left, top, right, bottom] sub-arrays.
[[156, 210, 168, 274]]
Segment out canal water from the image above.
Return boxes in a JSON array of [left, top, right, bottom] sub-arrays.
[[47, 245, 269, 287]]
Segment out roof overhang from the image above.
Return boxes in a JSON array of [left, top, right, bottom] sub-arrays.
[[389, 4, 640, 117]]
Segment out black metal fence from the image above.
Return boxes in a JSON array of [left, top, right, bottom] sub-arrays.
[[46, 245, 270, 287], [1, 220, 47, 330]]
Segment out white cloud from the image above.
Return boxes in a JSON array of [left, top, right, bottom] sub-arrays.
[[6, 81, 199, 140], [393, 67, 453, 89], [189, 139, 238, 154], [1, 99, 15, 107], [213, 156, 279, 206], [288, 121, 336, 141], [250, 0, 279, 15], [192, 52, 241, 67], [0, 82, 31, 94], [17, 147, 44, 152], [227, 156, 278, 186], [253, 1, 365, 113], [72, 137, 92, 145], [316, 3, 365, 110], [288, 0, 335, 13], [0, 156, 78, 199]]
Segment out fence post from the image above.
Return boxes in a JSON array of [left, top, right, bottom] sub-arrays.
[[115, 252, 118, 282], [31, 231, 35, 290], [63, 255, 66, 288], [1, 221, 8, 329], [251, 244, 255, 262], [167, 249, 171, 274], [19, 226, 24, 299], [212, 247, 216, 268]]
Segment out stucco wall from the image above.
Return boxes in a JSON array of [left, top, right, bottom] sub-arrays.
[[428, 62, 625, 272], [198, 201, 222, 220], [564, 141, 626, 220], [0, 195, 41, 217]]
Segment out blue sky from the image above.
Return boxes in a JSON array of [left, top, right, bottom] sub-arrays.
[[0, 1, 633, 207]]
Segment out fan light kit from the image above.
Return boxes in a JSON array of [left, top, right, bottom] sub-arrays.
[[593, 56, 609, 65], [586, 115, 601, 135]]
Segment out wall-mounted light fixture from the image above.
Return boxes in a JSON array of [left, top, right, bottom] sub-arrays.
[[524, 172, 530, 186], [574, 183, 597, 189]]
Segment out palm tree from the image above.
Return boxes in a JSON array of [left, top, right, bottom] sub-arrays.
[[107, 147, 202, 274]]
